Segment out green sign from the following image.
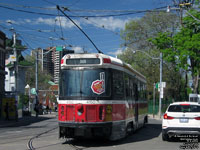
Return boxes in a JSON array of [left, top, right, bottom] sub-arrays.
[[31, 88, 36, 95], [155, 83, 159, 89], [56, 46, 63, 51], [48, 81, 56, 85]]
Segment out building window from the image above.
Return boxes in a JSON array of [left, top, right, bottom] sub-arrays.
[[11, 86, 15, 91]]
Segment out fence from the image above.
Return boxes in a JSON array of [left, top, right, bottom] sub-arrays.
[[148, 99, 173, 115]]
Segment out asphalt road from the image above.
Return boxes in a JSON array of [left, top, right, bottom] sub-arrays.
[[0, 115, 199, 150]]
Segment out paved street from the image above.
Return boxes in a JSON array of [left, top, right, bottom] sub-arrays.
[[0, 113, 58, 150], [0, 114, 198, 150]]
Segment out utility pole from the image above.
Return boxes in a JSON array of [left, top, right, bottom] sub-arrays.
[[12, 31, 19, 121], [158, 52, 163, 118], [35, 50, 39, 117], [13, 32, 17, 93], [132, 50, 163, 118], [153, 83, 156, 118]]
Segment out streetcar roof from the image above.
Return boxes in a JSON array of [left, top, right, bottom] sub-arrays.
[[61, 53, 146, 82]]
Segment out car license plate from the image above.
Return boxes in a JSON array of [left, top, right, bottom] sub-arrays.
[[179, 118, 189, 123]]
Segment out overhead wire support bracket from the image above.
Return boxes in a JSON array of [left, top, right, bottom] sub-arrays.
[[56, 5, 103, 54]]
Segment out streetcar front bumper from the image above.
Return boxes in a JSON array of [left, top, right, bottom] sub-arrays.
[[59, 121, 112, 138]]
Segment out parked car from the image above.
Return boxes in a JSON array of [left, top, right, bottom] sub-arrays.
[[162, 102, 200, 141]]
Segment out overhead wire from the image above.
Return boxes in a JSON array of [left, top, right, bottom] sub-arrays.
[[0, 4, 169, 18], [0, 19, 91, 55], [185, 10, 200, 22], [0, 2, 173, 55], [0, 2, 169, 14], [0, 2, 55, 10], [57, 8, 65, 40], [66, 9, 121, 36], [57, 5, 102, 53], [41, 0, 57, 6], [0, 24, 52, 50], [0, 24, 34, 57], [2, 19, 68, 46]]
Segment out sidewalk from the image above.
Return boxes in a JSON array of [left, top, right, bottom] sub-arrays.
[[148, 114, 162, 120], [0, 112, 57, 128]]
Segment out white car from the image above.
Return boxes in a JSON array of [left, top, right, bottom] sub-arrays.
[[162, 102, 200, 141]]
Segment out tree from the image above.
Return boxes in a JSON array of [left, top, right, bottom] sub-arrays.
[[25, 55, 53, 90], [119, 11, 183, 100], [120, 11, 178, 51], [174, 10, 200, 94], [151, 10, 200, 94]]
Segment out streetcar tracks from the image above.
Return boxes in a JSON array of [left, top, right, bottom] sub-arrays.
[[63, 138, 89, 150], [27, 126, 58, 150], [68, 143, 85, 150]]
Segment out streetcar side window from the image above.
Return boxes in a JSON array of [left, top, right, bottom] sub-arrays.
[[124, 73, 129, 99], [138, 82, 146, 101], [124, 73, 132, 100], [112, 70, 124, 99]]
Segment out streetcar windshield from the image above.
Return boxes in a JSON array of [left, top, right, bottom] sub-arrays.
[[59, 69, 111, 99]]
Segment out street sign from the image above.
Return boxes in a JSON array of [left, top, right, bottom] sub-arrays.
[[56, 46, 63, 51], [160, 87, 164, 98], [9, 55, 16, 62], [156, 82, 166, 89], [48, 81, 56, 85], [155, 83, 159, 89], [31, 88, 36, 95]]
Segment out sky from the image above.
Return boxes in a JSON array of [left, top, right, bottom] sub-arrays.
[[0, 0, 172, 57]]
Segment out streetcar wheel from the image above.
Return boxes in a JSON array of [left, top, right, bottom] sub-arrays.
[[126, 123, 133, 136], [143, 116, 148, 127]]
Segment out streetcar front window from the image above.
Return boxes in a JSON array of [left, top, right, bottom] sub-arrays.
[[59, 69, 111, 99]]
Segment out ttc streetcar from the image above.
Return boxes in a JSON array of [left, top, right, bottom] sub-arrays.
[[58, 53, 148, 140]]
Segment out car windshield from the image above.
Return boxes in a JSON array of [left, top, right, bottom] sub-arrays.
[[59, 68, 111, 98], [168, 104, 200, 113]]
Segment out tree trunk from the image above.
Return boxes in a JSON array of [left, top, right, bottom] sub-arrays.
[[193, 72, 199, 94], [184, 73, 188, 100]]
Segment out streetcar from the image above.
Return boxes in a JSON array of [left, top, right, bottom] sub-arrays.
[[58, 53, 148, 140]]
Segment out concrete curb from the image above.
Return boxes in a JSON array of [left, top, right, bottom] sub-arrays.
[[148, 114, 162, 120]]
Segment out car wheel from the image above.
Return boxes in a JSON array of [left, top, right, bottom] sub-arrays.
[[162, 133, 169, 141]]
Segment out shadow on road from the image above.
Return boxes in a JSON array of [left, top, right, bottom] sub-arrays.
[[62, 119, 162, 148]]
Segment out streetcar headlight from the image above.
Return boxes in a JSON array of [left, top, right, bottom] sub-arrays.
[[77, 104, 83, 116], [61, 106, 64, 116]]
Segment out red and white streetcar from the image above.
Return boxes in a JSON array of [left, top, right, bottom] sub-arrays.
[[58, 53, 148, 140]]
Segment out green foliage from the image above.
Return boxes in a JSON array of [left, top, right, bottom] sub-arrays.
[[25, 55, 53, 90], [49, 94, 57, 104], [150, 9, 200, 94], [121, 11, 178, 51], [119, 11, 185, 101], [18, 94, 29, 109], [19, 60, 34, 66], [6, 38, 27, 50]]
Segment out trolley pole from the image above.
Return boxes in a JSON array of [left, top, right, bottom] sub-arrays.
[[158, 52, 163, 118]]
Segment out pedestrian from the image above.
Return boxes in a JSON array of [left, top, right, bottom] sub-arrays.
[[46, 105, 49, 114], [4, 102, 9, 120], [34, 104, 39, 117], [49, 107, 52, 114]]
